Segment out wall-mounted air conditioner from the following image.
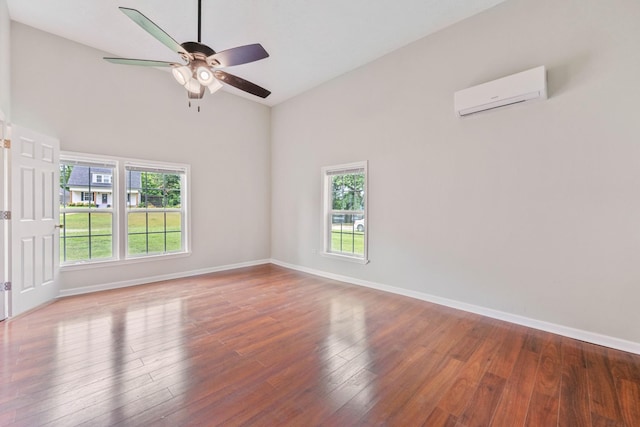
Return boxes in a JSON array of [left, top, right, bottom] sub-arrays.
[[454, 66, 547, 117]]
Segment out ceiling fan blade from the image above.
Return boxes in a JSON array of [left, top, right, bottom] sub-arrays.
[[209, 44, 269, 68], [213, 70, 271, 98], [119, 7, 190, 57], [104, 57, 178, 67]]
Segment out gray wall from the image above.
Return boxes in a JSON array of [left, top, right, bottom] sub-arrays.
[[0, 0, 10, 117], [11, 22, 272, 291], [271, 0, 640, 343]]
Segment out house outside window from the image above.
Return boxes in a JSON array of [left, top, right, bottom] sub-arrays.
[[322, 161, 368, 263]]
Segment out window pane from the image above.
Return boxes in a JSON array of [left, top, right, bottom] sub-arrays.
[[330, 216, 364, 256], [147, 233, 166, 254], [165, 175, 181, 207], [60, 164, 73, 208], [128, 212, 147, 233], [62, 237, 90, 262], [61, 162, 115, 209], [128, 234, 147, 256], [64, 212, 89, 237], [141, 171, 164, 209], [167, 190, 181, 208], [166, 212, 181, 232], [148, 212, 166, 230], [90, 236, 112, 259], [331, 172, 365, 210], [166, 232, 182, 252], [125, 170, 142, 208], [90, 212, 112, 236]]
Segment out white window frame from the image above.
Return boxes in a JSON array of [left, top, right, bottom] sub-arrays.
[[321, 161, 368, 264], [124, 162, 188, 259], [60, 152, 191, 270]]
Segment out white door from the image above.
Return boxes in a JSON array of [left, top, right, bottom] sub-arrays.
[[10, 125, 60, 316]]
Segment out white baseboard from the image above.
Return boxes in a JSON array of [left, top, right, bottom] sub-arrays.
[[58, 259, 271, 298], [57, 257, 640, 355], [269, 259, 640, 355]]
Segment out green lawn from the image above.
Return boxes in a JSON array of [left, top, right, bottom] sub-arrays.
[[331, 229, 365, 255], [60, 210, 182, 262]]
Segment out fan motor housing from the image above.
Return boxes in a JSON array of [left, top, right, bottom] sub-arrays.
[[182, 41, 215, 58]]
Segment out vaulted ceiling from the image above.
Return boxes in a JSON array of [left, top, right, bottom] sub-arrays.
[[7, 0, 506, 105]]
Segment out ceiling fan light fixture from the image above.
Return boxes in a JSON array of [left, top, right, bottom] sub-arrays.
[[196, 66, 215, 86], [172, 66, 192, 86], [206, 78, 223, 94], [184, 78, 202, 94]]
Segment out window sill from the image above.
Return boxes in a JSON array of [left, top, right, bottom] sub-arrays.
[[320, 252, 369, 265], [61, 251, 191, 271]]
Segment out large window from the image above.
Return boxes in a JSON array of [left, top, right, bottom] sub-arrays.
[[60, 159, 115, 263], [322, 161, 368, 263], [126, 165, 185, 257], [60, 153, 189, 266]]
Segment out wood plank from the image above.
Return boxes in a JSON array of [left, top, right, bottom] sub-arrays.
[[488, 349, 539, 425], [616, 378, 640, 427], [486, 324, 525, 379], [432, 334, 502, 418], [558, 338, 591, 426], [386, 357, 464, 425], [457, 372, 506, 427], [524, 334, 562, 427], [586, 344, 625, 424], [423, 406, 458, 427]]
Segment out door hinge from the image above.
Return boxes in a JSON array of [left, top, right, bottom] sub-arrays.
[[1, 139, 9, 149], [0, 211, 10, 220], [1, 282, 10, 291]]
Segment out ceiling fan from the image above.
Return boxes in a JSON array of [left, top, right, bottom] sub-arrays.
[[104, 0, 271, 107]]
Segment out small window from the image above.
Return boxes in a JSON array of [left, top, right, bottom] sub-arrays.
[[322, 161, 368, 263], [92, 173, 112, 184]]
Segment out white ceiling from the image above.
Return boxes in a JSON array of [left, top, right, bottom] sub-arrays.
[[7, 0, 506, 106]]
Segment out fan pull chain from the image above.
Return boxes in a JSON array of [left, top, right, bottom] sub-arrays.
[[187, 100, 201, 112]]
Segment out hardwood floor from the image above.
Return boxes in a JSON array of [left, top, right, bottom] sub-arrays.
[[1, 264, 639, 426]]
